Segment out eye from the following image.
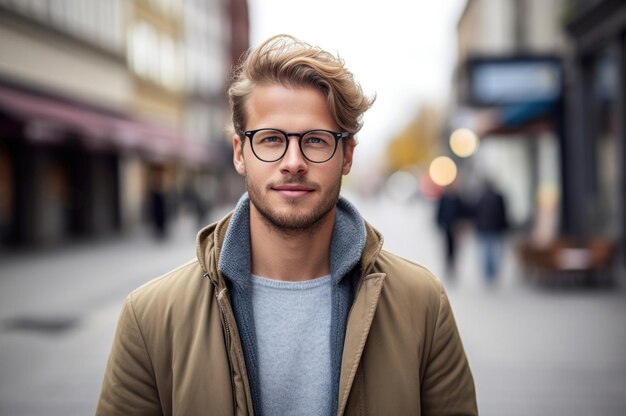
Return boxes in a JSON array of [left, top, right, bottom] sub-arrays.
[[254, 130, 286, 145], [303, 132, 333, 147], [262, 136, 282, 143]]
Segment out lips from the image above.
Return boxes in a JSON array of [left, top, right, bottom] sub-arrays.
[[272, 183, 315, 198]]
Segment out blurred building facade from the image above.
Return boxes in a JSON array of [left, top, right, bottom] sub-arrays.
[[453, 0, 568, 230], [564, 0, 625, 253], [0, 0, 249, 247], [452, 0, 626, 274]]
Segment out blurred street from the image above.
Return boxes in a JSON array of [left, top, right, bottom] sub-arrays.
[[1, 1, 626, 415], [1, 193, 625, 416]]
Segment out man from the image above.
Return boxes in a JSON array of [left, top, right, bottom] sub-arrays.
[[474, 178, 509, 284], [436, 182, 466, 276], [97, 34, 477, 415]]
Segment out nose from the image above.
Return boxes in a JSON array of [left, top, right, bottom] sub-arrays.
[[279, 137, 308, 175]]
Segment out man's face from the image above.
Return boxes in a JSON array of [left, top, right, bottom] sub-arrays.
[[233, 83, 355, 231]]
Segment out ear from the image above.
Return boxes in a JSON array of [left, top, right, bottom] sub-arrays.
[[233, 133, 246, 176], [341, 138, 356, 175]]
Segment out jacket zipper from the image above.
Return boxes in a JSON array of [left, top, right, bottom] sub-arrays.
[[205, 273, 238, 412], [203, 273, 232, 346]]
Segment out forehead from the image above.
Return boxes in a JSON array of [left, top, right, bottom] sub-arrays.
[[245, 83, 338, 131]]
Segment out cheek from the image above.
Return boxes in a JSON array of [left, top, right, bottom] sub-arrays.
[[242, 159, 273, 183], [321, 162, 345, 185]]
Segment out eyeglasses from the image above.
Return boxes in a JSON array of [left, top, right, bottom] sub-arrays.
[[244, 128, 349, 163]]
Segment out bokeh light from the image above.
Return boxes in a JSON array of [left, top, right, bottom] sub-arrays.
[[449, 128, 479, 157], [429, 156, 457, 186]]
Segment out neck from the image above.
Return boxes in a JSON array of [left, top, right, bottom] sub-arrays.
[[249, 204, 335, 281]]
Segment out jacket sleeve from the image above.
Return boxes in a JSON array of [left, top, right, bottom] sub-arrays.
[[96, 295, 162, 415], [421, 287, 478, 415]]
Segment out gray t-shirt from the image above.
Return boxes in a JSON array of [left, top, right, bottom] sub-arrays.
[[251, 274, 332, 416]]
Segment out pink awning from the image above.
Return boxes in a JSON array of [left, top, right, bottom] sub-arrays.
[[0, 84, 210, 165]]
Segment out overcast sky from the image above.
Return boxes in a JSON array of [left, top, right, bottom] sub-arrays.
[[247, 1, 466, 170]]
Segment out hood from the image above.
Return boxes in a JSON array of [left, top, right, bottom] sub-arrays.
[[195, 193, 385, 286]]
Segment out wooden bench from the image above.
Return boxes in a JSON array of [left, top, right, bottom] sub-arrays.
[[517, 237, 617, 285]]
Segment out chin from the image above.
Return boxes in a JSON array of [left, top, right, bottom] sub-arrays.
[[255, 200, 334, 232]]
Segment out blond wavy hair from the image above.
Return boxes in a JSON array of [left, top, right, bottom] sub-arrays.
[[228, 34, 374, 141]]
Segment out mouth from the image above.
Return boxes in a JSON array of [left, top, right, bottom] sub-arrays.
[[271, 184, 316, 199]]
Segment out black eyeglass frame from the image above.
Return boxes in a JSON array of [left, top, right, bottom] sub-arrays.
[[243, 128, 350, 163]]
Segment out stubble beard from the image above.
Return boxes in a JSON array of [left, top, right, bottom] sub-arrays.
[[246, 174, 342, 235]]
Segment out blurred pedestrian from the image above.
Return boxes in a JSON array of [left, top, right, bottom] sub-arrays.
[[97, 34, 477, 415], [473, 179, 509, 284], [436, 183, 466, 276], [148, 168, 169, 240]]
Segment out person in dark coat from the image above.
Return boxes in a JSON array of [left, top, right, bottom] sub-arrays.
[[149, 169, 170, 240], [473, 180, 509, 283], [436, 184, 465, 275]]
